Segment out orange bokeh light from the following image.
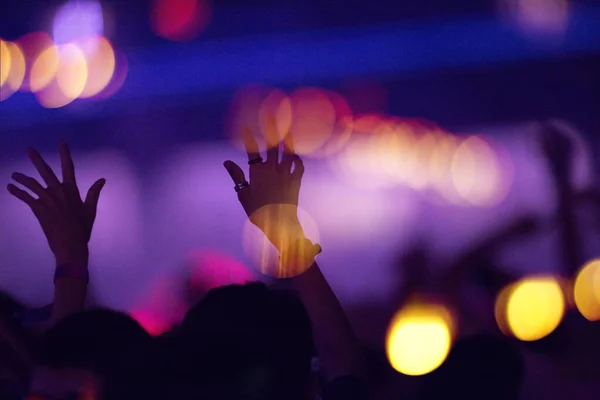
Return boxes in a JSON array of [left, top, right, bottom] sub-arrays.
[[30, 45, 60, 93], [287, 88, 337, 156], [1, 39, 11, 87], [35, 43, 88, 108], [151, 0, 212, 42], [16, 31, 54, 92], [0, 41, 26, 101], [56, 44, 88, 99], [76, 36, 116, 98]]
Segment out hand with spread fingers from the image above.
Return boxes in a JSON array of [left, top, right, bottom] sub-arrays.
[[7, 142, 105, 268], [223, 119, 306, 251]]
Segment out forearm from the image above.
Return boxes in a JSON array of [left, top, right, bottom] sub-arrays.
[[49, 257, 89, 325], [51, 279, 87, 325], [556, 180, 581, 276], [291, 262, 364, 381]]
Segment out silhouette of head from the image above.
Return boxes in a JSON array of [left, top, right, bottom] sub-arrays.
[[173, 282, 315, 400], [29, 308, 151, 400]]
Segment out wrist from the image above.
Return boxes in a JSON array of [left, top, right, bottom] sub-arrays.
[[54, 250, 89, 269], [278, 238, 322, 278], [54, 264, 89, 284]]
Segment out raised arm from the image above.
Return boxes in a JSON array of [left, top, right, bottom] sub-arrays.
[[538, 121, 582, 277], [7, 142, 105, 326], [223, 120, 364, 385]]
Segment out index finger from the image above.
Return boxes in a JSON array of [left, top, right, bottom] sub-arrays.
[[59, 141, 77, 186], [242, 126, 261, 162], [28, 147, 60, 188]]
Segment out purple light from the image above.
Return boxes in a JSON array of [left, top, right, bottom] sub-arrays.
[[53, 0, 104, 44]]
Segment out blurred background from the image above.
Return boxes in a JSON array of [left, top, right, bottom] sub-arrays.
[[1, 1, 600, 398]]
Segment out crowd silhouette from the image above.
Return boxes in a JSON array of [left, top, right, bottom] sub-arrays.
[[0, 120, 599, 400]]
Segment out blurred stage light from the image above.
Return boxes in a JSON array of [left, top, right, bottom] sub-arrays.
[[35, 43, 88, 108], [428, 133, 464, 205], [93, 47, 128, 100], [30, 45, 60, 93], [312, 91, 354, 158], [495, 276, 565, 341], [0, 41, 26, 101], [452, 136, 511, 207], [0, 39, 10, 87], [255, 87, 354, 158], [574, 259, 600, 321], [287, 88, 337, 156], [15, 32, 55, 92], [258, 89, 292, 145], [76, 35, 115, 98], [187, 250, 254, 293], [56, 44, 88, 99], [53, 0, 104, 45], [386, 301, 454, 376], [500, 0, 570, 38], [151, 0, 212, 42], [228, 84, 273, 152], [130, 309, 171, 336], [242, 205, 320, 278]]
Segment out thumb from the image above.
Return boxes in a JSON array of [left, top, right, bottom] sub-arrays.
[[84, 178, 106, 221], [223, 161, 246, 184]]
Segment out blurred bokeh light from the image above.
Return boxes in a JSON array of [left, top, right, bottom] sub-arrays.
[[500, 0, 570, 38], [287, 88, 337, 155], [574, 259, 600, 321], [0, 39, 10, 87], [15, 32, 55, 92], [55, 43, 88, 99], [0, 40, 26, 101], [35, 43, 88, 108], [187, 250, 254, 293], [495, 276, 565, 341], [28, 35, 121, 107], [452, 135, 512, 207], [30, 44, 60, 93], [76, 35, 115, 98], [242, 205, 320, 278], [53, 0, 104, 45], [386, 300, 455, 376], [151, 0, 212, 42]]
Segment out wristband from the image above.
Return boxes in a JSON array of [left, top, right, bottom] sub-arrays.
[[54, 265, 89, 284]]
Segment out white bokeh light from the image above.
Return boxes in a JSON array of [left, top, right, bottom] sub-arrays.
[[53, 0, 104, 44]]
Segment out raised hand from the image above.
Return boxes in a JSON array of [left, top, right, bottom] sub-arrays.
[[7, 142, 105, 267], [223, 119, 306, 251]]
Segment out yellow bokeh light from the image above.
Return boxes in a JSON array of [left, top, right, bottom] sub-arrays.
[[77, 36, 116, 98], [56, 44, 88, 99], [30, 45, 60, 93], [0, 39, 11, 87], [386, 302, 454, 376], [574, 259, 600, 321], [242, 204, 320, 278], [498, 276, 565, 341], [0, 41, 26, 101]]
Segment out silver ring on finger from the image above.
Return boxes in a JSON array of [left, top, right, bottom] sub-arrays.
[[234, 181, 250, 193]]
